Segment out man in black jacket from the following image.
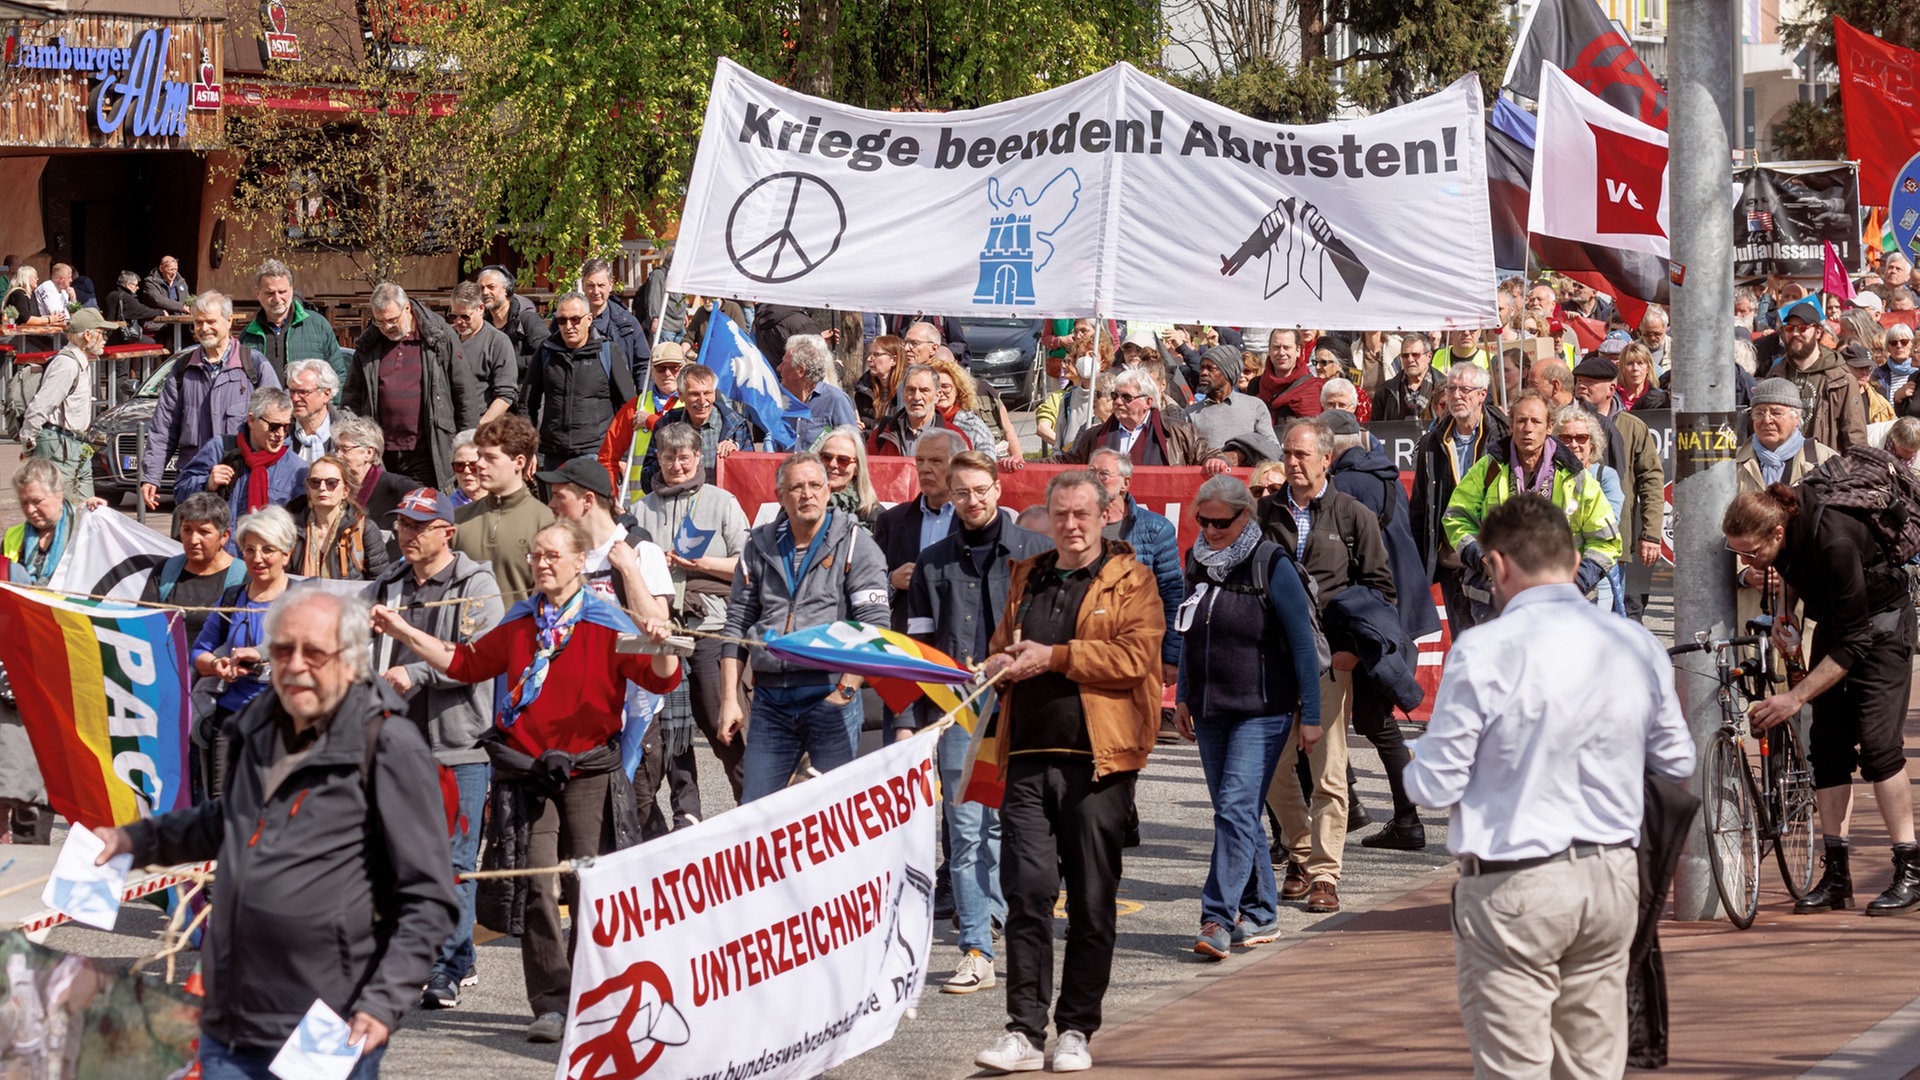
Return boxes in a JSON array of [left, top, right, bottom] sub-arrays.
[[102, 270, 166, 345], [1259, 418, 1395, 913], [874, 427, 961, 650], [345, 283, 484, 491], [1408, 361, 1508, 635], [1373, 332, 1445, 423], [574, 258, 648, 384], [97, 588, 456, 1075], [519, 291, 638, 470]]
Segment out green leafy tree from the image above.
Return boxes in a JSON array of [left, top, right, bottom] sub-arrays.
[[1167, 0, 1509, 122], [216, 0, 495, 286]]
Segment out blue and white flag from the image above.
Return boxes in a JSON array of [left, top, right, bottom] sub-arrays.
[[673, 514, 717, 559], [701, 306, 809, 450]]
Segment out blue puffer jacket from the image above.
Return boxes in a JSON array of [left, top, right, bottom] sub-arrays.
[[1110, 495, 1183, 666]]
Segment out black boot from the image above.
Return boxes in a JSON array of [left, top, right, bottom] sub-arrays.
[[1361, 814, 1428, 851], [1867, 844, 1920, 917], [1346, 763, 1373, 832], [1794, 839, 1853, 914]]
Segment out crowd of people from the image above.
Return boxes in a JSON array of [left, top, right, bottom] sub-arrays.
[[6, 248, 1920, 1079]]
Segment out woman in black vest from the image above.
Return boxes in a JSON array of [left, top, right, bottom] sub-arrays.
[[1172, 475, 1326, 958]]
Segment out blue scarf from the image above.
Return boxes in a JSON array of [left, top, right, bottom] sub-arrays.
[[1889, 358, 1916, 390], [1753, 429, 1805, 487], [21, 504, 73, 587], [500, 587, 587, 728]]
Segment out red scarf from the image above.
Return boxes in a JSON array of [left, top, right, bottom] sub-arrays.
[[237, 430, 288, 512], [355, 465, 383, 510]]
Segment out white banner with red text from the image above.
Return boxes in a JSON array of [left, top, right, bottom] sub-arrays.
[[557, 734, 939, 1080]]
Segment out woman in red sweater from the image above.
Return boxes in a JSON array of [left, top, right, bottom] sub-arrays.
[[370, 518, 681, 1042]]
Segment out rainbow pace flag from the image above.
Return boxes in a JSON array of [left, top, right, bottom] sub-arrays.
[[0, 584, 192, 829], [761, 620, 978, 725]]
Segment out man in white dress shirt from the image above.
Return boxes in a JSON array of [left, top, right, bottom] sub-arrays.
[[1404, 493, 1695, 1080]]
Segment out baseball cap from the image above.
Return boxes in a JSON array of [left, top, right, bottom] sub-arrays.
[[389, 487, 454, 524], [1841, 343, 1875, 369], [535, 456, 615, 501], [67, 308, 108, 334], [1851, 292, 1885, 312], [652, 341, 687, 366], [1780, 296, 1826, 325]]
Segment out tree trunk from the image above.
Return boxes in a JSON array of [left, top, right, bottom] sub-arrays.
[[1299, 0, 1326, 64], [793, 0, 839, 97]]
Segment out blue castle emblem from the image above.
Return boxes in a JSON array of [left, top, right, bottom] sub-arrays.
[[973, 168, 1080, 306]]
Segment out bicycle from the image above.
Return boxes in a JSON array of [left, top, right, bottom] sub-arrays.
[[1668, 625, 1818, 928]]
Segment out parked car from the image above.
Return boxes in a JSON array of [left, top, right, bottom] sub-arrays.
[[960, 317, 1044, 408], [90, 352, 186, 507]]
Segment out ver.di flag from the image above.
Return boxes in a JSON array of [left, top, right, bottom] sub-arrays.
[[0, 584, 191, 829], [670, 58, 1496, 330]]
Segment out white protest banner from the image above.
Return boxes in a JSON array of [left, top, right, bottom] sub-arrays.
[[557, 734, 939, 1080], [669, 58, 1498, 330], [47, 508, 179, 599]]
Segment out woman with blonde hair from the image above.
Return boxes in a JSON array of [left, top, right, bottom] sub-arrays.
[[819, 425, 880, 530], [927, 354, 996, 453]]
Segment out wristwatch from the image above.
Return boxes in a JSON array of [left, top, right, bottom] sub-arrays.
[[835, 681, 859, 698]]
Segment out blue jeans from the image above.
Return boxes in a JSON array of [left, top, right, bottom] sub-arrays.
[[1193, 710, 1294, 929], [434, 761, 490, 980], [740, 683, 862, 803], [199, 1034, 386, 1079], [939, 721, 1005, 957]]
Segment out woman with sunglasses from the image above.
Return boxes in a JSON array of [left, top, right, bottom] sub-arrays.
[[190, 506, 303, 800], [1247, 460, 1286, 500], [1171, 475, 1322, 959], [1552, 406, 1624, 614], [818, 425, 880, 531], [288, 454, 390, 580], [450, 429, 484, 507]]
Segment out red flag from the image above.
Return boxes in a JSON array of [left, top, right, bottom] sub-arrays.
[[1824, 241, 1857, 302], [1835, 18, 1920, 207]]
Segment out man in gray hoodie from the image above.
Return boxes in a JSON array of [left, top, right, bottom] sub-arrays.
[[366, 487, 503, 1010], [719, 452, 890, 802], [1184, 344, 1275, 470]]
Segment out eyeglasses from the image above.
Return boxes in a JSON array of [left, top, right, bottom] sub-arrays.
[[1196, 509, 1244, 531], [262, 420, 291, 434], [288, 386, 326, 398], [1724, 539, 1765, 560], [307, 476, 343, 490], [1399, 351, 1428, 361], [453, 460, 483, 472], [1560, 433, 1592, 445], [1445, 385, 1486, 396], [527, 550, 572, 565], [820, 453, 857, 469], [266, 642, 345, 667], [556, 314, 589, 325]]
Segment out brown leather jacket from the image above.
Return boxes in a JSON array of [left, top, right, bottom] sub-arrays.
[[1053, 409, 1213, 466], [987, 540, 1164, 781]]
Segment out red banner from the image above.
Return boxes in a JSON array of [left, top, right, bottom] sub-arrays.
[[1836, 17, 1920, 207], [712, 453, 1450, 718]]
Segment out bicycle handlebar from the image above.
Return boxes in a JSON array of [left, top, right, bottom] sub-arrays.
[[1666, 634, 1762, 658]]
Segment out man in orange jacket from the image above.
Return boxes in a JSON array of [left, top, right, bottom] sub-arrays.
[[972, 469, 1163, 1075]]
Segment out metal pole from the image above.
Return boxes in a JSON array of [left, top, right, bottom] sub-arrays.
[[1668, 0, 1741, 921]]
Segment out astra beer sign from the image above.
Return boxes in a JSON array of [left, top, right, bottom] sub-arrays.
[[4, 18, 221, 149]]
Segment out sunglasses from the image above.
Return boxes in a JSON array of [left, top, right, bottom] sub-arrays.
[[1195, 509, 1244, 530], [262, 421, 291, 434], [1111, 392, 1145, 404], [453, 460, 483, 472], [820, 453, 857, 469], [1724, 538, 1765, 560], [1561, 433, 1592, 445], [1248, 483, 1282, 497], [306, 476, 343, 490], [556, 314, 589, 325]]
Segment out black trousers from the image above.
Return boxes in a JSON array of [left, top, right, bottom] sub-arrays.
[[999, 755, 1135, 1043], [522, 772, 612, 1016], [1809, 606, 1917, 789], [664, 637, 745, 817], [1438, 569, 1478, 638], [1351, 675, 1416, 823], [383, 445, 435, 485]]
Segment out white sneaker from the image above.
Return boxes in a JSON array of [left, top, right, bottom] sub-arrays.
[[1051, 1030, 1092, 1072], [975, 1031, 1045, 1073], [943, 950, 997, 994]]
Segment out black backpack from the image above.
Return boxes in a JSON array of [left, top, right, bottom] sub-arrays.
[[1800, 444, 1920, 565], [1182, 541, 1333, 676]]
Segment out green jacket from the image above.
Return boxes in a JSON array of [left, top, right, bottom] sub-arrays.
[[1442, 436, 1621, 573], [240, 300, 345, 384]]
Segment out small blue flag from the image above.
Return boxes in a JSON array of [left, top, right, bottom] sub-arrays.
[[674, 514, 717, 559], [702, 306, 810, 450]]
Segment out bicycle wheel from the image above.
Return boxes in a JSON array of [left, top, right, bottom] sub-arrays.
[[1770, 720, 1819, 898], [1703, 733, 1762, 929]]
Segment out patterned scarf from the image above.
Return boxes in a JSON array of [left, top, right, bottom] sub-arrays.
[[1192, 517, 1263, 583], [500, 586, 586, 728], [1509, 436, 1560, 496]]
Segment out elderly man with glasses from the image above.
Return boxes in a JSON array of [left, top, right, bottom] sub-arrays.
[[1409, 363, 1508, 634], [345, 282, 484, 490], [285, 359, 345, 464], [1055, 367, 1210, 466], [175, 386, 310, 527], [517, 290, 637, 471], [1374, 332, 1445, 422]]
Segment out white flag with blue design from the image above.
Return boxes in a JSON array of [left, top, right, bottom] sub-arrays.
[[701, 307, 810, 450]]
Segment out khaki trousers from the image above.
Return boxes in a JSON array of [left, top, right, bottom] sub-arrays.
[[1452, 845, 1639, 1080], [1267, 669, 1351, 884]]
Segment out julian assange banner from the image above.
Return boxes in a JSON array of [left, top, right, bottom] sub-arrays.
[[669, 58, 1497, 330], [558, 734, 939, 1080], [1734, 162, 1862, 279], [0, 584, 191, 829]]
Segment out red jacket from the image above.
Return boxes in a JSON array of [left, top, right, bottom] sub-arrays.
[[447, 615, 680, 758]]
